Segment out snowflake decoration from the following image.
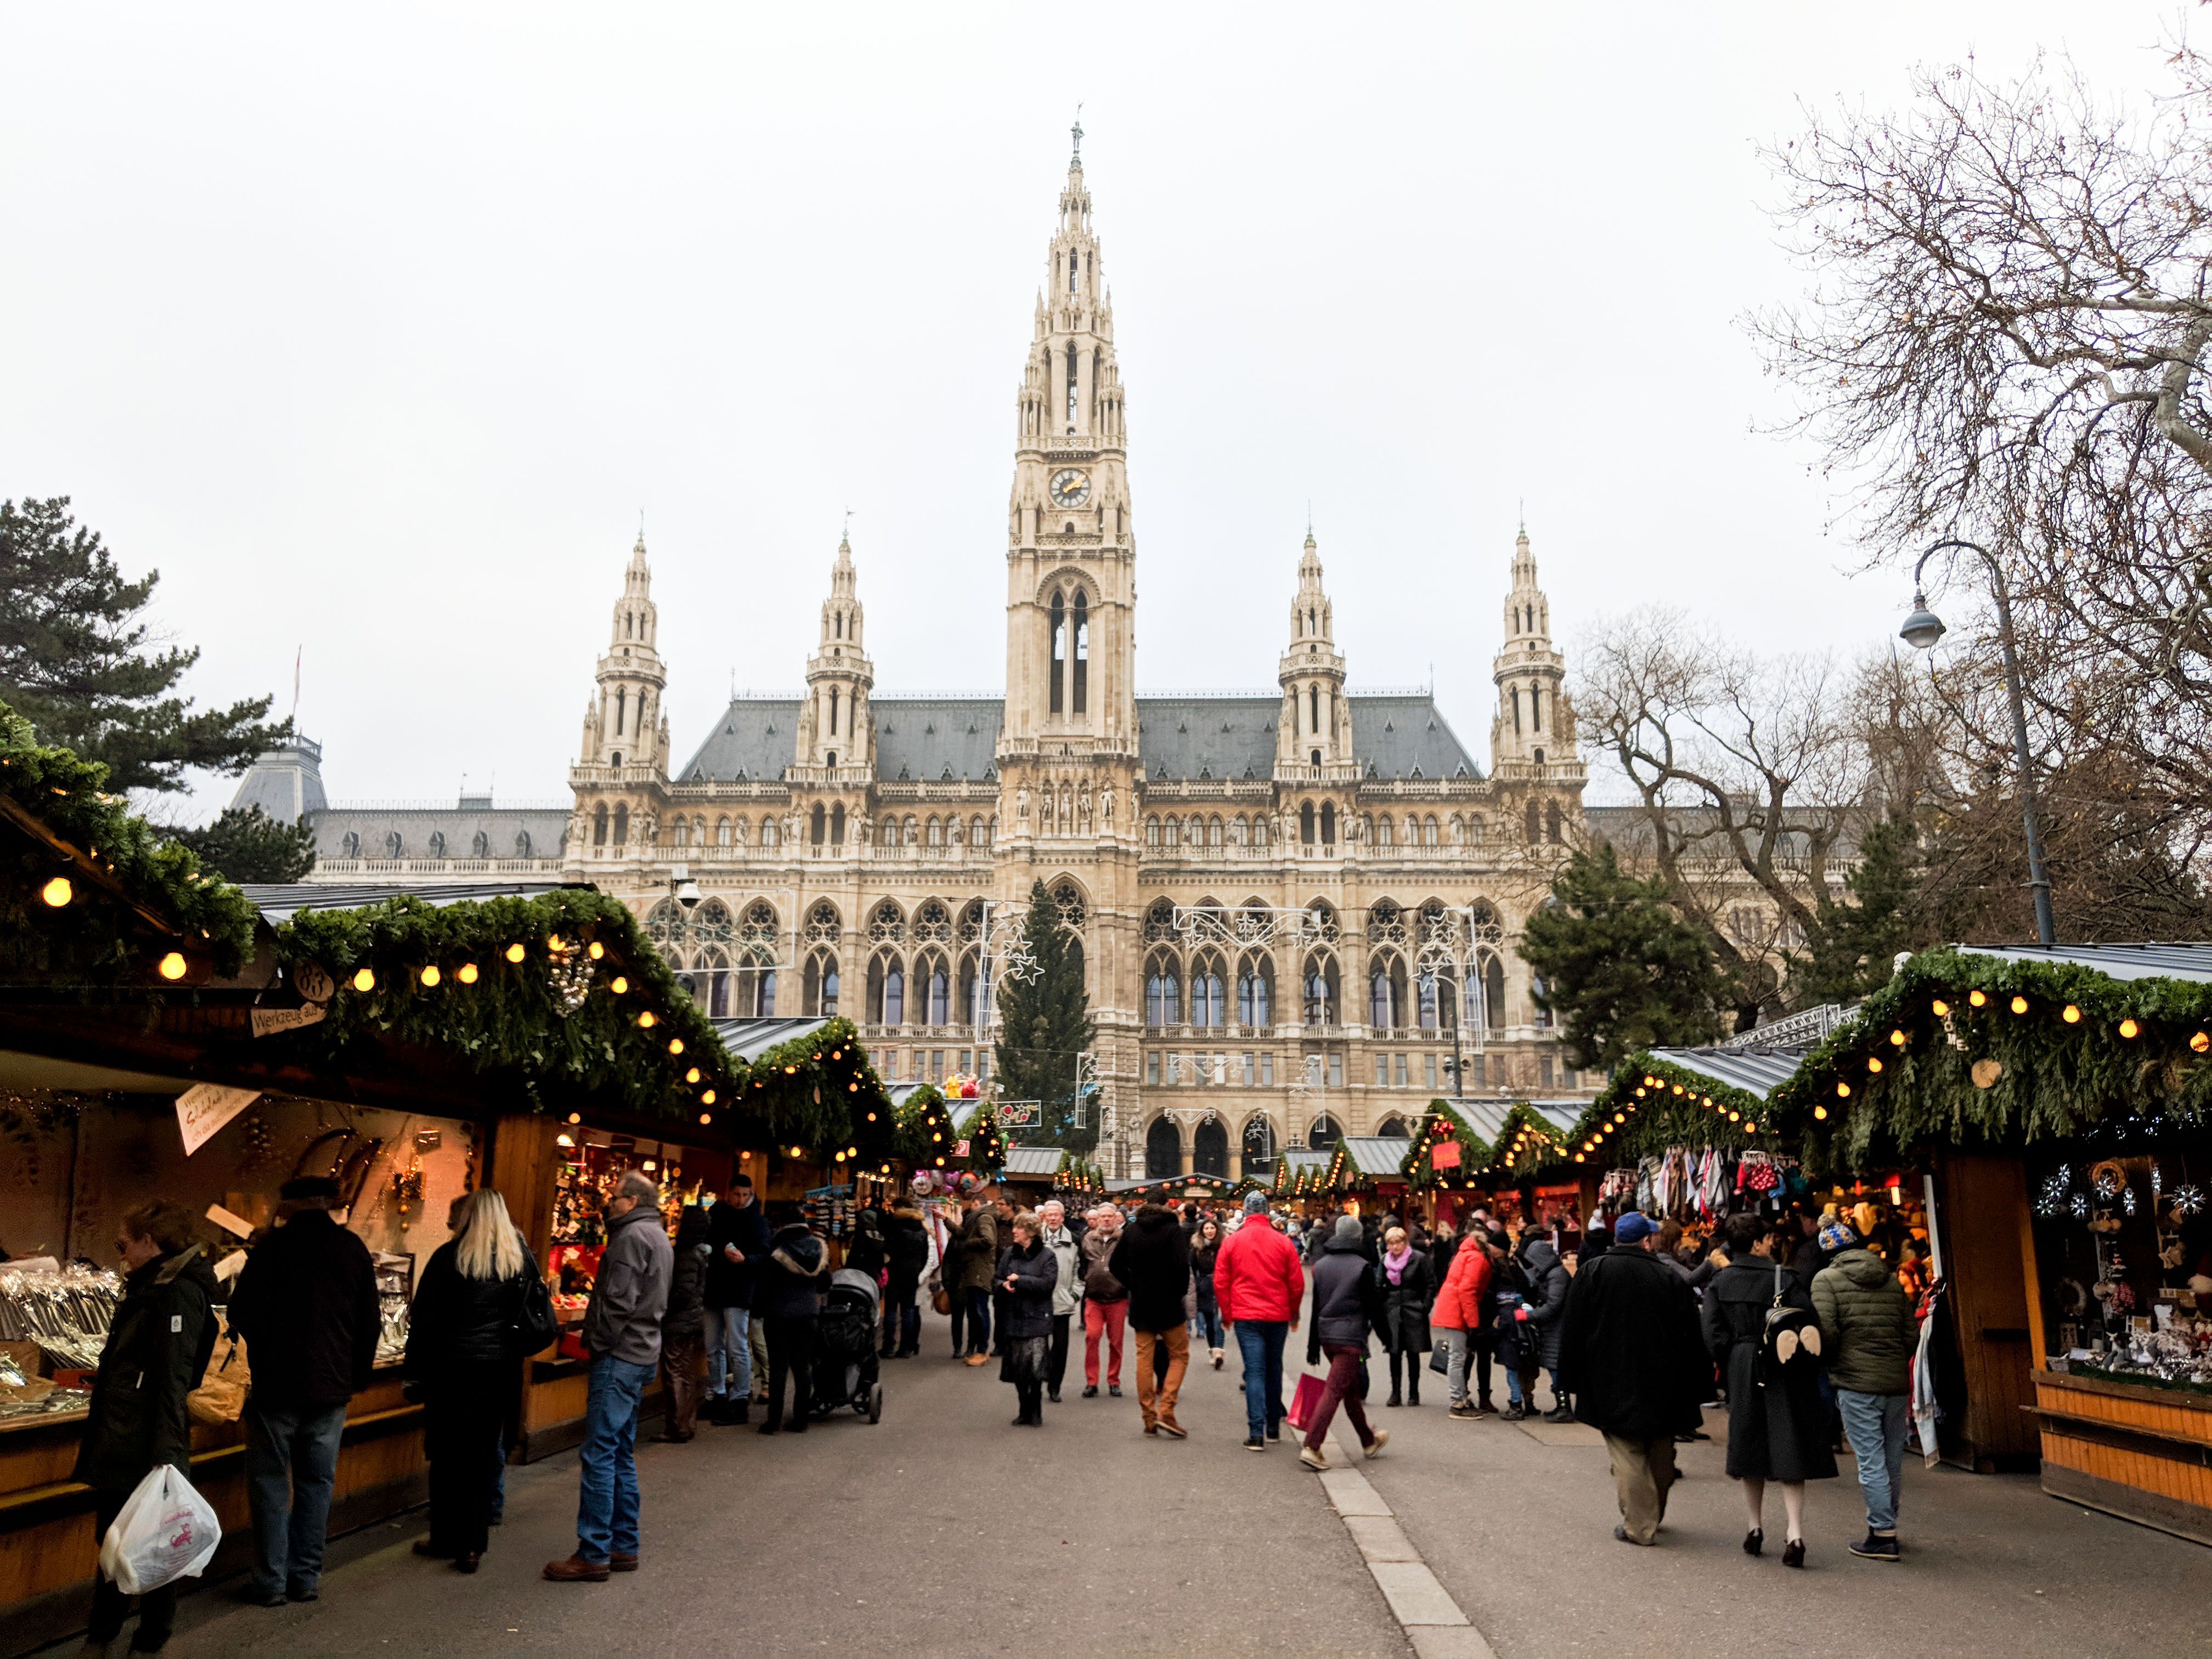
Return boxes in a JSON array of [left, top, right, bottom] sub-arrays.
[[2123, 1186, 2138, 1217], [2152, 1166, 2164, 1197], [2035, 1168, 2072, 1219], [2174, 1183, 2207, 1217], [2093, 1166, 2123, 1199], [2069, 1193, 2089, 1220]]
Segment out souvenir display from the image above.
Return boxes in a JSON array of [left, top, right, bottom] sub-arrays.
[[0, 1265, 120, 1374], [2033, 1143, 2212, 1395]]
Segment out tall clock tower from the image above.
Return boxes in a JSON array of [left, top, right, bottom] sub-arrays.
[[996, 124, 1144, 1159]]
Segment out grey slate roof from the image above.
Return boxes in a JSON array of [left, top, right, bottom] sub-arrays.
[[1337, 1135, 1414, 1176], [677, 692, 1481, 783], [1951, 941, 2212, 983], [1440, 1097, 1584, 1143], [712, 1015, 835, 1062], [1647, 1047, 1808, 1101], [303, 804, 569, 863], [229, 738, 328, 822], [239, 881, 570, 923], [1001, 1145, 1069, 1177]]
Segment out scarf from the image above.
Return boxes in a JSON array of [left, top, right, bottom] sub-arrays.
[[1384, 1245, 1413, 1285]]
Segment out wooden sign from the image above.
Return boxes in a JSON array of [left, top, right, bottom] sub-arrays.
[[176, 1083, 261, 1156], [292, 962, 335, 1005], [251, 1003, 327, 1037]]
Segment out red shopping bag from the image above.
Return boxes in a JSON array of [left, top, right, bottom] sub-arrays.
[[1285, 1370, 1326, 1433]]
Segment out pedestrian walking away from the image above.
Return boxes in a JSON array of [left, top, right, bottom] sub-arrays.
[[405, 1190, 543, 1576], [1555, 1210, 1707, 1546], [1702, 1213, 1838, 1567], [1810, 1214, 1920, 1563], [75, 1201, 219, 1654], [703, 1176, 769, 1425], [1376, 1225, 1435, 1408], [1080, 1205, 1128, 1397], [1109, 1202, 1194, 1437], [1036, 1199, 1084, 1403], [653, 1203, 712, 1442], [1299, 1215, 1389, 1471], [227, 1173, 380, 1606], [1215, 1190, 1304, 1449], [996, 1210, 1058, 1425], [754, 1201, 832, 1434], [546, 1170, 671, 1582]]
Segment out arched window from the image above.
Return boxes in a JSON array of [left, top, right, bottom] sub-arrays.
[[341, 831, 360, 858], [1193, 1118, 1229, 1177], [1304, 956, 1337, 1024], [803, 952, 840, 1017], [1163, 815, 1180, 848], [1485, 956, 1507, 1030], [868, 954, 906, 1026], [1530, 684, 1543, 731], [427, 831, 446, 859], [1146, 958, 1183, 1027], [1376, 1115, 1409, 1138], [926, 957, 951, 1026], [1308, 1114, 1342, 1148], [1526, 799, 1542, 842], [1146, 1117, 1182, 1181], [1423, 814, 1439, 845], [1072, 590, 1089, 714], [1320, 802, 1335, 845], [1207, 815, 1223, 848], [1241, 1115, 1278, 1178], [1146, 815, 1160, 847], [1191, 958, 1226, 1029], [810, 803, 826, 844], [516, 830, 533, 857], [831, 803, 845, 843], [1418, 971, 1442, 1030], [957, 951, 983, 1025], [592, 804, 608, 846], [1369, 967, 1394, 1030], [1545, 800, 1564, 843], [760, 815, 778, 847], [701, 948, 731, 1017], [1309, 685, 1320, 732], [827, 686, 839, 737], [927, 815, 944, 847], [1065, 341, 1078, 421], [614, 687, 627, 736], [1049, 590, 1066, 714], [612, 804, 629, 845], [1238, 957, 1274, 1028], [1300, 801, 1316, 844], [1252, 814, 1269, 848]]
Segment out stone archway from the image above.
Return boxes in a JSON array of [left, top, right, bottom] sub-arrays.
[[1145, 1116, 1183, 1181]]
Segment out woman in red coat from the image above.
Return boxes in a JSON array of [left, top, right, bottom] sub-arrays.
[[1431, 1221, 1497, 1419]]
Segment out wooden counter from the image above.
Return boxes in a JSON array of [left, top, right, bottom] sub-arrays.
[[2027, 1368, 2212, 1548], [0, 1372, 426, 1657]]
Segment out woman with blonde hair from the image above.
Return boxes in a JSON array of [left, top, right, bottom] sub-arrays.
[[404, 1188, 545, 1572]]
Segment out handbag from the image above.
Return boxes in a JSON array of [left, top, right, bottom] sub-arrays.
[[515, 1267, 560, 1354], [1285, 1370, 1326, 1432], [1760, 1257, 1821, 1372], [930, 1285, 952, 1317], [1428, 1342, 1449, 1376]]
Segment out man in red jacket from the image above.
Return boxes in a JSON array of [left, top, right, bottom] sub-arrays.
[[1432, 1218, 1497, 1419], [1215, 1192, 1306, 1450]]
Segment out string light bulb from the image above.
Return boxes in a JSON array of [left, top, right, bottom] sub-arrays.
[[1889, 1029, 1906, 1046], [1867, 1057, 1883, 1074], [638, 1011, 657, 1029], [506, 943, 526, 963], [546, 935, 565, 952], [157, 951, 188, 981], [2119, 1018, 2140, 1039], [2062, 1004, 2081, 1023], [1932, 999, 1950, 1017], [701, 1090, 716, 1105], [40, 876, 71, 907], [458, 963, 478, 984], [668, 1038, 685, 1056], [1968, 990, 1987, 1008], [2010, 996, 2029, 1015], [589, 941, 605, 960], [611, 976, 629, 994], [420, 964, 441, 988], [686, 1067, 701, 1084], [351, 966, 375, 992]]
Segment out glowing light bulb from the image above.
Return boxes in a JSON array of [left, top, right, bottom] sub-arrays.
[[157, 951, 188, 981], [351, 966, 375, 992], [420, 964, 441, 988], [40, 876, 71, 907]]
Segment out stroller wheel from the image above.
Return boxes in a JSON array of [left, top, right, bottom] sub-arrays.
[[867, 1382, 884, 1425]]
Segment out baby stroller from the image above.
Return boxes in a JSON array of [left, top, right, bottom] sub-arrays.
[[811, 1268, 885, 1424]]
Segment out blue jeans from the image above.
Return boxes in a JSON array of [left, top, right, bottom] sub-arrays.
[[964, 1286, 991, 1355], [490, 1422, 506, 1522], [1192, 1306, 1223, 1350], [1506, 1365, 1561, 1408], [244, 1399, 347, 1598], [1233, 1320, 1288, 1439], [703, 1305, 751, 1399], [1838, 1387, 1909, 1532], [576, 1355, 654, 1562]]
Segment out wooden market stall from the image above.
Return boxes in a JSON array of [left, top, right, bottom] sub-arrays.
[[1397, 1098, 1587, 1234], [1769, 943, 2212, 1528], [1272, 1148, 1334, 1211], [1322, 1136, 1415, 1216]]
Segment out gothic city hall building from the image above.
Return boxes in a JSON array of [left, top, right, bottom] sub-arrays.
[[259, 144, 1596, 1180]]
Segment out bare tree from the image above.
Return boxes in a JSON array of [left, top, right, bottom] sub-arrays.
[[1752, 49, 2212, 815]]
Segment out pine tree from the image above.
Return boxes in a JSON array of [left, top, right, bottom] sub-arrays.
[[992, 879, 1097, 1154], [169, 805, 318, 883], [1792, 813, 1920, 1005], [0, 496, 287, 794], [1519, 843, 1725, 1072]]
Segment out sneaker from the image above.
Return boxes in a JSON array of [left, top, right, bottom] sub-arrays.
[[1363, 1427, 1389, 1459], [1849, 1532, 1901, 1562], [1502, 1402, 1526, 1421], [1211, 1350, 1224, 1370], [1243, 1434, 1266, 1451], [964, 1352, 991, 1367], [1299, 1444, 1330, 1471], [1158, 1417, 1187, 1439], [1448, 1401, 1481, 1420]]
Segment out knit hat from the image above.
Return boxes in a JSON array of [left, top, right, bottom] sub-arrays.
[[1612, 1211, 1657, 1246], [1333, 1214, 1364, 1244], [1818, 1214, 1861, 1254], [1243, 1190, 1270, 1215]]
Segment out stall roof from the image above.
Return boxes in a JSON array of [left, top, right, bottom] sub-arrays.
[[239, 880, 572, 923], [1441, 1098, 1584, 1143], [1001, 1145, 1066, 1177], [1950, 941, 2212, 983], [1645, 1047, 1808, 1101], [1279, 1148, 1333, 1173], [945, 1096, 992, 1135], [712, 1015, 837, 1063], [1339, 1136, 1413, 1177]]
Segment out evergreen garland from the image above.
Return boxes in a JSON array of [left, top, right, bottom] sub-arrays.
[[1, 701, 257, 983], [1769, 945, 2212, 1173], [1567, 1052, 1778, 1167]]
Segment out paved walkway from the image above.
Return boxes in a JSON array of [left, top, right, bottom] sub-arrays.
[[74, 1309, 2208, 1659]]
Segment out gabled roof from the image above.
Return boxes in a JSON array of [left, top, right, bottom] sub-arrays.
[[1650, 1046, 1807, 1101], [1950, 941, 2212, 983], [1338, 1135, 1413, 1178], [712, 1015, 838, 1063], [1001, 1144, 1068, 1177], [241, 881, 571, 923]]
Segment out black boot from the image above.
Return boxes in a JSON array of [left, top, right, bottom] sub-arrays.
[[1408, 1383, 1420, 1407], [731, 1397, 749, 1425]]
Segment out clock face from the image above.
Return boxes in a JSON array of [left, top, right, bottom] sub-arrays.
[[1048, 467, 1092, 508]]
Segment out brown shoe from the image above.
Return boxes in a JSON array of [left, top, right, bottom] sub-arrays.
[[964, 1353, 990, 1367], [543, 1554, 611, 1582], [1158, 1417, 1188, 1439], [610, 1553, 639, 1573]]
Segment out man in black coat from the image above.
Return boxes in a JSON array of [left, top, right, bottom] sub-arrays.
[[228, 1175, 380, 1606], [1107, 1204, 1193, 1438], [1556, 1210, 1708, 1546], [703, 1176, 770, 1424]]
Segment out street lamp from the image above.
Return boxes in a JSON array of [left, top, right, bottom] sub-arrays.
[[1899, 538, 2055, 947]]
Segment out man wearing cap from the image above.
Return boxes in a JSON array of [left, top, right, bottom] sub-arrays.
[[1555, 1210, 1708, 1546], [227, 1175, 381, 1606], [1215, 1192, 1305, 1449], [1810, 1215, 1919, 1562]]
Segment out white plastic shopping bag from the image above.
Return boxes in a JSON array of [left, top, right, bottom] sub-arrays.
[[98, 1464, 220, 1595]]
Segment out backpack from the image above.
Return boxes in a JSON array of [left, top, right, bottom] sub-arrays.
[[1760, 1257, 1821, 1375]]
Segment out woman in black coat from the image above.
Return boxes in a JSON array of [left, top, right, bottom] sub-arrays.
[[1376, 1225, 1436, 1407], [77, 1201, 219, 1654], [654, 1204, 710, 1442], [995, 1211, 1058, 1427], [1701, 1212, 1838, 1566], [404, 1190, 542, 1572]]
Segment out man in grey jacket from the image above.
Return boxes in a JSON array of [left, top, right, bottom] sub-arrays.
[[1037, 1200, 1084, 1404], [1810, 1215, 1918, 1563], [546, 1171, 673, 1582]]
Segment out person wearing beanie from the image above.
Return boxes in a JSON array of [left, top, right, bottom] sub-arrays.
[[1811, 1217, 1918, 1562], [1555, 1210, 1708, 1545], [1297, 1215, 1390, 1471], [1215, 1192, 1306, 1449]]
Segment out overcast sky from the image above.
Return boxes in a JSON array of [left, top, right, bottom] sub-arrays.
[[0, 1, 2183, 820]]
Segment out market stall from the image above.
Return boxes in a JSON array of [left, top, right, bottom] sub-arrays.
[[1398, 1098, 1586, 1233], [1322, 1136, 1414, 1215], [1771, 943, 2212, 1528], [1272, 1148, 1333, 1210]]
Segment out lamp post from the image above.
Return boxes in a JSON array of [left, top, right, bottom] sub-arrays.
[[1899, 538, 2055, 947]]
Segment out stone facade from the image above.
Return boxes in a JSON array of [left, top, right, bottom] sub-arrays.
[[562, 144, 1595, 1180]]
